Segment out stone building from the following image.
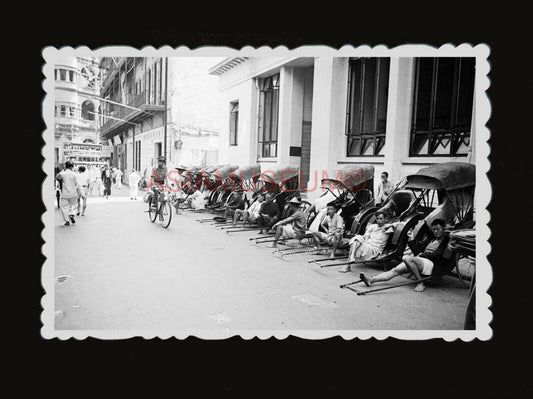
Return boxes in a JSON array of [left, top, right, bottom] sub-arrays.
[[54, 56, 104, 168], [209, 56, 476, 202], [98, 57, 223, 181]]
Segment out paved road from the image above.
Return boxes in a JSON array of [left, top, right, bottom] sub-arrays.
[[53, 192, 469, 331]]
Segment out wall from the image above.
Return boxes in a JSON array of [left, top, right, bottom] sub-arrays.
[[167, 57, 224, 166], [217, 78, 257, 167]]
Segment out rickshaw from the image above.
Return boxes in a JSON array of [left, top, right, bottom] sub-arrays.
[[257, 164, 302, 218], [204, 164, 239, 211], [338, 161, 476, 294], [268, 165, 376, 258], [307, 164, 375, 235], [224, 165, 304, 233]]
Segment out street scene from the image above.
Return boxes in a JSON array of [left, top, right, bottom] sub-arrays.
[[49, 50, 479, 334]]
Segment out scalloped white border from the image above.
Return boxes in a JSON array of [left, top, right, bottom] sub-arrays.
[[41, 44, 492, 340]]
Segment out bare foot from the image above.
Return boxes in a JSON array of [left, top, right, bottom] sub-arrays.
[[329, 252, 336, 259], [267, 243, 277, 248], [414, 283, 425, 292], [359, 273, 372, 287], [338, 265, 351, 273]]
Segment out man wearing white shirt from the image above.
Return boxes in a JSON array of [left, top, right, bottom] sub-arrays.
[[128, 169, 140, 200], [76, 166, 90, 216], [232, 193, 264, 226], [56, 161, 80, 226], [115, 168, 123, 189]]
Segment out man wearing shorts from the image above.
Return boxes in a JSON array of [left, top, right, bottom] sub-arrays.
[[310, 203, 344, 259], [267, 197, 306, 248], [359, 219, 449, 292]]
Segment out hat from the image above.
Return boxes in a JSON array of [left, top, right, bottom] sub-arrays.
[[175, 165, 187, 171], [157, 155, 167, 162], [288, 197, 301, 205]]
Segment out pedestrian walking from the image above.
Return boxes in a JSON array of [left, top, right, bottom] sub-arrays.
[[76, 165, 90, 216], [128, 169, 140, 200], [56, 161, 79, 226], [88, 165, 97, 196], [115, 167, 123, 190], [102, 164, 113, 199]]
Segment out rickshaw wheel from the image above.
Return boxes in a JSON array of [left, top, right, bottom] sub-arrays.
[[148, 198, 157, 223], [159, 201, 173, 228]]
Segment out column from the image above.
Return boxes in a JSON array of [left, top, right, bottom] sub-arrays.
[[382, 57, 416, 185], [307, 58, 349, 201], [277, 67, 305, 166]]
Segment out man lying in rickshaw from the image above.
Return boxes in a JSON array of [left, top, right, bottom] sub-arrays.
[[257, 193, 279, 234], [267, 197, 306, 248], [359, 219, 449, 292], [232, 193, 265, 226], [309, 202, 344, 259], [223, 189, 246, 220], [338, 210, 395, 273]]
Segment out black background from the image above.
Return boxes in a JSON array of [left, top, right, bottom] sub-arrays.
[[14, 16, 531, 396]]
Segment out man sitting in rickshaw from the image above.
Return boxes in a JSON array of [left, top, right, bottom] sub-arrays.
[[359, 219, 450, 292], [267, 197, 306, 248], [232, 193, 265, 226], [223, 189, 246, 220], [309, 202, 344, 259], [257, 193, 279, 234], [338, 210, 395, 273]]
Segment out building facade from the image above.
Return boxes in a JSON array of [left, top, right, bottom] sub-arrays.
[[209, 56, 476, 202], [98, 57, 223, 181], [54, 56, 107, 168]]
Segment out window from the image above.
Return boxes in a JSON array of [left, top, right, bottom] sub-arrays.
[[59, 69, 66, 81], [229, 101, 239, 146], [155, 142, 162, 159], [257, 74, 280, 158], [69, 70, 75, 82], [60, 105, 66, 117], [410, 57, 475, 156], [81, 100, 95, 120], [346, 58, 390, 157]]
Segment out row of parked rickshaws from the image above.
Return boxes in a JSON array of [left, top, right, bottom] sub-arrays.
[[169, 161, 476, 293]]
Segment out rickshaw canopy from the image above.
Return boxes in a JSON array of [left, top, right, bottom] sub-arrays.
[[404, 162, 475, 191], [259, 165, 299, 184], [230, 165, 261, 182], [321, 164, 374, 192], [210, 164, 239, 180]]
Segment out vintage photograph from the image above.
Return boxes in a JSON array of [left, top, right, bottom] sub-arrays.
[[41, 45, 491, 339]]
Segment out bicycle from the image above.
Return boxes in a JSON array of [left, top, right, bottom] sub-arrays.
[[147, 186, 173, 228]]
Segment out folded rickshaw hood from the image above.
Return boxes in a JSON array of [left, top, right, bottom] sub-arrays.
[[405, 162, 475, 191]]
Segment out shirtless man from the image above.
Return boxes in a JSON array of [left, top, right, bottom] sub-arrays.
[[359, 219, 449, 292]]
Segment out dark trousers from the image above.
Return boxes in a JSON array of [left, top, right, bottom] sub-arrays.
[[257, 215, 278, 230]]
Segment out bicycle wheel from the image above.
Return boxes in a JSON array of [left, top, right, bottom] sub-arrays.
[[148, 197, 157, 223], [159, 201, 172, 228]]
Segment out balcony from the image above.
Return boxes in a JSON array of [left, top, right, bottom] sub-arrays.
[[100, 90, 165, 138]]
